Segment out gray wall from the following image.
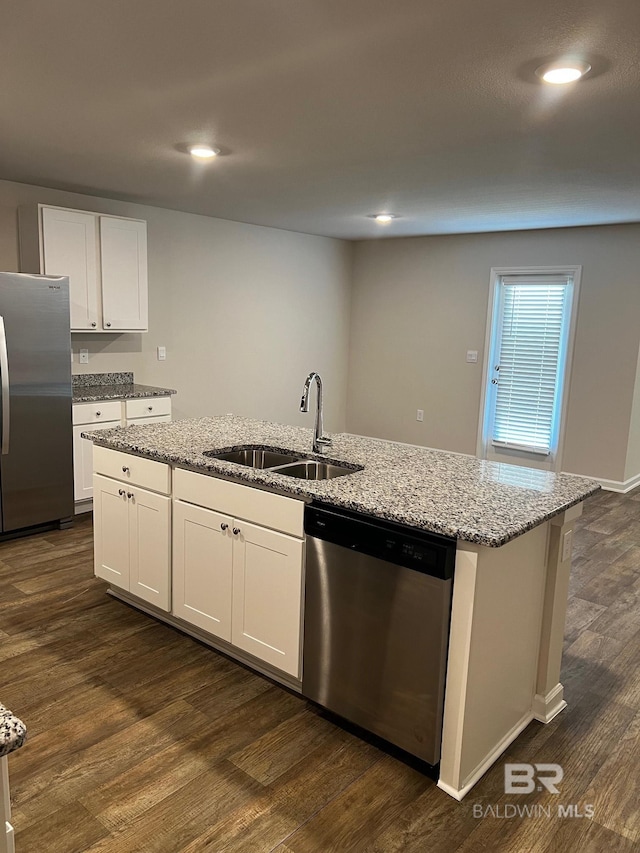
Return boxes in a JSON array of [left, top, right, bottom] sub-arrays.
[[346, 225, 640, 483], [0, 179, 353, 430], [2, 177, 639, 483]]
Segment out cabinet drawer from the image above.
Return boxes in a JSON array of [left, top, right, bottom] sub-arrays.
[[174, 468, 304, 538], [125, 396, 172, 420], [93, 446, 171, 495], [73, 400, 122, 425]]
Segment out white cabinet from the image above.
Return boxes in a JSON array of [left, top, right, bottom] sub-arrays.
[[231, 520, 304, 675], [41, 208, 99, 329], [72, 401, 122, 504], [19, 204, 148, 332], [172, 469, 304, 678], [173, 501, 234, 640], [73, 397, 172, 505], [125, 396, 172, 426], [99, 216, 147, 331], [93, 472, 171, 611]]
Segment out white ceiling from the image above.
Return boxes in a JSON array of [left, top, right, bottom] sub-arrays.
[[3, 0, 640, 239]]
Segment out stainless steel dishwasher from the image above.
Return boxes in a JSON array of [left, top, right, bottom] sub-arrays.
[[302, 503, 455, 767]]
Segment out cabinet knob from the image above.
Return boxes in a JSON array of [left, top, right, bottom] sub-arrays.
[[127, 492, 134, 499], [96, 411, 101, 417], [122, 466, 129, 473], [91, 322, 97, 327], [105, 322, 111, 328], [118, 489, 125, 496], [147, 406, 153, 411], [220, 523, 228, 531], [233, 527, 241, 536]]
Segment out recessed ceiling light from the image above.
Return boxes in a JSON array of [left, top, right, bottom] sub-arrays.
[[536, 61, 591, 85], [188, 144, 220, 160], [371, 213, 397, 223]]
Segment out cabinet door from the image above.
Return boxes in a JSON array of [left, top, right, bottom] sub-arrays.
[[73, 421, 121, 501], [232, 521, 303, 677], [129, 486, 171, 612], [172, 501, 233, 640], [100, 217, 148, 331], [93, 474, 130, 589], [41, 207, 98, 330]]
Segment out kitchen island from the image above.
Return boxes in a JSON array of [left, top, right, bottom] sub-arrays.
[[84, 415, 599, 800]]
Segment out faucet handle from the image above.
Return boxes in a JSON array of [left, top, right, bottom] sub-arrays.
[[316, 436, 332, 447]]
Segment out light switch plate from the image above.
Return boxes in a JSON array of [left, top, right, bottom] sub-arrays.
[[416, 409, 424, 422], [466, 350, 478, 363], [79, 348, 89, 364], [157, 346, 166, 361]]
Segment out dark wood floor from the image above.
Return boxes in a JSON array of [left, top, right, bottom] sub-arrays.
[[1, 490, 638, 852]]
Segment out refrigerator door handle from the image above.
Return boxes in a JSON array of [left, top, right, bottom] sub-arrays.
[[0, 316, 10, 455]]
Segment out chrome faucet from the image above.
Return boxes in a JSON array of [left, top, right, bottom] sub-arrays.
[[300, 372, 332, 454]]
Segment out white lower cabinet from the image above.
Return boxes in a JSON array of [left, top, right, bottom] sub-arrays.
[[231, 520, 304, 676], [172, 501, 234, 640], [172, 480, 304, 678], [73, 421, 121, 501], [93, 452, 304, 680], [73, 396, 172, 505], [94, 473, 171, 611]]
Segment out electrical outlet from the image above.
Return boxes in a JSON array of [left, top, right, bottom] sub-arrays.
[[79, 349, 89, 364], [157, 346, 166, 361], [466, 350, 478, 363], [416, 409, 424, 422], [562, 530, 573, 562]]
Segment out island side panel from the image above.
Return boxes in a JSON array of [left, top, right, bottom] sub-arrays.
[[439, 523, 549, 800], [533, 502, 583, 722]]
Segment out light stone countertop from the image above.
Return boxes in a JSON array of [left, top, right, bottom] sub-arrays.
[[0, 703, 26, 758], [83, 415, 600, 547], [73, 383, 177, 403], [72, 372, 176, 403]]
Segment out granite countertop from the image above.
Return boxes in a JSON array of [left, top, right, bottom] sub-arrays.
[[72, 372, 176, 403], [73, 383, 177, 403], [84, 415, 600, 547], [0, 703, 26, 758]]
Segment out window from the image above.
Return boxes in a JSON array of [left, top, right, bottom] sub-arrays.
[[480, 267, 580, 470]]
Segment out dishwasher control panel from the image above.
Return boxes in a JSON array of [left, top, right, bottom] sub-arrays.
[[305, 503, 455, 579]]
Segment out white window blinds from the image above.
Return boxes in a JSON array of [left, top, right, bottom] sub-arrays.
[[490, 275, 573, 455]]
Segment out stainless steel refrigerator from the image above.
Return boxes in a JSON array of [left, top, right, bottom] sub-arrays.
[[0, 272, 73, 534]]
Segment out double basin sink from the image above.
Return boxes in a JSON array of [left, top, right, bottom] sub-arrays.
[[203, 446, 362, 481]]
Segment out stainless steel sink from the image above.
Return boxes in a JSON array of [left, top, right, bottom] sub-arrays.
[[204, 446, 303, 468], [272, 460, 362, 480]]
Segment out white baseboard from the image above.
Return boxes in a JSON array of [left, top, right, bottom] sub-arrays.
[[74, 499, 93, 515], [4, 820, 14, 853], [437, 711, 534, 801], [562, 471, 640, 494], [532, 683, 567, 723]]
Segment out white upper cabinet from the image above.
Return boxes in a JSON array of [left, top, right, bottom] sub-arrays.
[[100, 216, 148, 330], [41, 207, 99, 329], [19, 204, 148, 333]]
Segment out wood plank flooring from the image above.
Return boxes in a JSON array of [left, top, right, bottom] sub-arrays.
[[1, 491, 639, 852]]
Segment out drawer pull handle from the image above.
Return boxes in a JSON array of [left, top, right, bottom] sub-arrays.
[[233, 527, 241, 536], [147, 406, 153, 411], [220, 523, 228, 531], [96, 411, 101, 417], [122, 466, 129, 473], [118, 489, 125, 496], [127, 492, 134, 499]]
